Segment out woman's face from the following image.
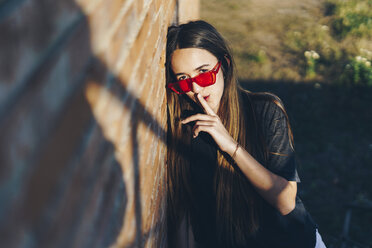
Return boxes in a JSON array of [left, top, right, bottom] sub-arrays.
[[170, 48, 224, 113]]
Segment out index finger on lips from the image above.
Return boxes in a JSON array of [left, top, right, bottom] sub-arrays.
[[196, 93, 217, 116]]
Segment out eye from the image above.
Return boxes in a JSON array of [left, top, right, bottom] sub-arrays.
[[177, 75, 188, 81], [199, 69, 209, 73]]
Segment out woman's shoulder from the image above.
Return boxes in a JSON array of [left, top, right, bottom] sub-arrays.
[[239, 89, 287, 121]]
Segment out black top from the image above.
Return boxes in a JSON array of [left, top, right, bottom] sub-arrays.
[[188, 91, 318, 248]]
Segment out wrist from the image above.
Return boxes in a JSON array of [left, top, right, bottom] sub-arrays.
[[225, 139, 239, 157], [231, 143, 240, 160]]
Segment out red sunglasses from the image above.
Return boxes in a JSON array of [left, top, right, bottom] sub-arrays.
[[167, 61, 221, 94]]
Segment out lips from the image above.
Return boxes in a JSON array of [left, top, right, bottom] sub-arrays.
[[203, 95, 210, 100]]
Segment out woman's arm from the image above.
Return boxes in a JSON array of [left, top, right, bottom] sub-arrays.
[[226, 142, 297, 215], [181, 93, 297, 215]]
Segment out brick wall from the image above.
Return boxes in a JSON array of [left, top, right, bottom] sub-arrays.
[[0, 0, 199, 247]]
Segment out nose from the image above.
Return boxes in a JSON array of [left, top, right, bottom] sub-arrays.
[[191, 81, 203, 93]]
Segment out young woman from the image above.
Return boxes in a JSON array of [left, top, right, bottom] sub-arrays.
[[165, 20, 326, 248]]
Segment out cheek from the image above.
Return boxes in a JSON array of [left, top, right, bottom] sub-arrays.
[[216, 73, 224, 95]]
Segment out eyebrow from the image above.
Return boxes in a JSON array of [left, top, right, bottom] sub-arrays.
[[174, 64, 210, 76]]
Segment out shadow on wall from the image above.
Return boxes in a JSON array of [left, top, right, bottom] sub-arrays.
[[0, 0, 172, 247]]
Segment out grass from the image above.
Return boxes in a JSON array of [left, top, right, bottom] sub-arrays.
[[201, 0, 372, 246], [201, 0, 372, 86], [325, 0, 372, 39]]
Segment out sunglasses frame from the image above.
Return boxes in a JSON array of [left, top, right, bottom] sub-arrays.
[[167, 61, 221, 94]]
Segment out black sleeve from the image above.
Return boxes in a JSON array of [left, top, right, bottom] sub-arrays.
[[263, 101, 301, 182]]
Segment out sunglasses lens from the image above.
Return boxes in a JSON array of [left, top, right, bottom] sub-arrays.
[[178, 79, 191, 93], [195, 72, 215, 87], [170, 63, 219, 94]]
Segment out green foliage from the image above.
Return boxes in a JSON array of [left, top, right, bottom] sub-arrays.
[[340, 55, 372, 86], [285, 24, 342, 61], [283, 0, 372, 86], [325, 0, 372, 39], [283, 24, 343, 78], [239, 50, 267, 64], [304, 50, 320, 79]]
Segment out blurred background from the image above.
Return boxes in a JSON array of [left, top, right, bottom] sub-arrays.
[[201, 0, 372, 247]]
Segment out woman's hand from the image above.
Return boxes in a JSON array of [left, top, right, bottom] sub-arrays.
[[181, 93, 237, 155], [182, 94, 297, 214]]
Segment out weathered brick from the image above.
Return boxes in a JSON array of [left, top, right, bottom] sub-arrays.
[[0, 0, 199, 247], [0, 0, 82, 105], [0, 18, 92, 205], [135, 0, 145, 17], [178, 0, 200, 23], [85, 0, 127, 55], [105, 3, 137, 72]]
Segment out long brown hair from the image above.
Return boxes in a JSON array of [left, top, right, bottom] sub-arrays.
[[165, 20, 295, 247]]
